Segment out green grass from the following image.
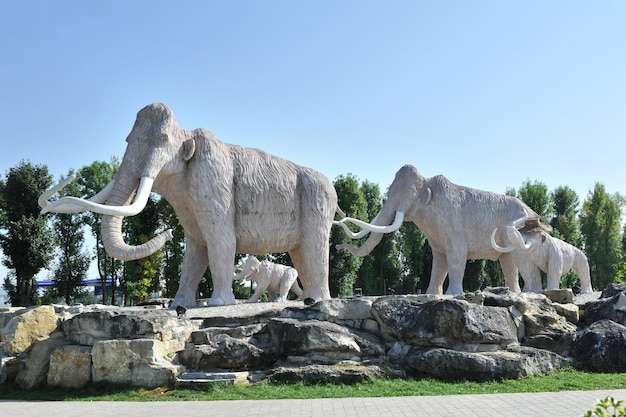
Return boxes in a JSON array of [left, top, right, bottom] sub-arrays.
[[0, 369, 624, 401]]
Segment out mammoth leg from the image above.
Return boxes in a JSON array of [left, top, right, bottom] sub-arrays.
[[425, 250, 448, 295], [575, 253, 593, 294], [545, 249, 564, 291], [247, 277, 268, 303], [277, 269, 299, 302], [290, 241, 331, 301], [499, 252, 522, 292], [206, 228, 237, 306], [172, 237, 209, 308], [445, 251, 467, 295]]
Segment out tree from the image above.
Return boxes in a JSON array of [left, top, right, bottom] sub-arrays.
[[48, 172, 91, 304], [0, 161, 54, 306], [550, 186, 583, 288], [580, 183, 624, 289], [614, 223, 626, 284], [354, 180, 382, 296], [517, 179, 551, 217], [77, 159, 121, 304], [123, 194, 164, 305], [158, 198, 185, 298], [550, 186, 582, 246], [397, 222, 430, 294], [330, 174, 367, 297]]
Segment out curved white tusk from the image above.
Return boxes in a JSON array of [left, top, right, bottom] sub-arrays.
[[42, 177, 153, 217], [337, 211, 405, 234], [39, 177, 116, 214], [333, 220, 371, 239], [86, 180, 115, 204], [333, 212, 381, 239], [505, 225, 532, 250], [490, 228, 515, 253], [38, 174, 77, 208]]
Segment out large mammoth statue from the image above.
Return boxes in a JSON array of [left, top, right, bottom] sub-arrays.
[[500, 232, 593, 294], [39, 103, 338, 307], [334, 164, 548, 295]]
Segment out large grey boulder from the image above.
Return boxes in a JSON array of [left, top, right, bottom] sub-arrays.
[[580, 293, 626, 326], [1, 305, 58, 356], [91, 339, 183, 388], [177, 334, 272, 371], [480, 288, 577, 354], [266, 318, 385, 360], [569, 319, 626, 372], [47, 345, 92, 389], [61, 308, 192, 352], [371, 296, 518, 351], [268, 364, 388, 385], [14, 331, 67, 390], [600, 283, 626, 299], [405, 345, 571, 381]]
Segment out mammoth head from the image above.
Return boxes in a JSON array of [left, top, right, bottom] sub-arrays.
[[120, 103, 196, 180], [234, 256, 261, 280], [333, 165, 430, 256]]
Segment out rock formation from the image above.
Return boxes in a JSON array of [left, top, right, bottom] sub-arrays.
[[1, 286, 625, 390]]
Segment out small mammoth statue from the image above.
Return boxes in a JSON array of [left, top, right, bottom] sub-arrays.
[[511, 232, 593, 294], [234, 257, 303, 303]]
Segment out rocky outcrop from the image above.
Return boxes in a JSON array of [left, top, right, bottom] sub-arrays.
[[2, 305, 189, 390], [372, 297, 518, 351], [580, 292, 626, 326], [569, 320, 626, 372], [404, 344, 570, 381], [1, 286, 625, 390], [91, 339, 184, 388], [1, 305, 58, 356], [47, 345, 92, 389]]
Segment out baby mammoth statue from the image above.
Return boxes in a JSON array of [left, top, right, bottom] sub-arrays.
[[512, 232, 593, 294], [234, 257, 303, 303]]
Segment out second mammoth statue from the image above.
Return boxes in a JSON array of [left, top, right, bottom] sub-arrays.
[[335, 164, 549, 295], [39, 103, 339, 307]]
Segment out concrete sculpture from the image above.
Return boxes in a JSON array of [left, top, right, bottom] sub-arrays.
[[335, 164, 548, 295], [39, 103, 338, 307], [234, 256, 303, 302], [501, 232, 593, 293]]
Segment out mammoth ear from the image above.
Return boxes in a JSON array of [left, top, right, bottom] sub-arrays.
[[182, 138, 196, 161], [424, 188, 432, 205]]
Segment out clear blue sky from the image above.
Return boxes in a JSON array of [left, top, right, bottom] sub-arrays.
[[1, 1, 625, 280]]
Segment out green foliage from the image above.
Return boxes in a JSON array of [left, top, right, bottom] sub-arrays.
[[584, 396, 626, 417], [580, 183, 625, 289], [123, 195, 164, 305], [158, 199, 185, 298], [550, 186, 582, 246], [0, 161, 55, 306], [77, 159, 121, 304], [329, 174, 367, 297], [46, 171, 91, 305], [517, 179, 551, 217], [397, 222, 429, 293]]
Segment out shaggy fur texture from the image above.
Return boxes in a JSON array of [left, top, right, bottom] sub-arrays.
[[339, 164, 543, 295], [234, 257, 303, 302], [512, 232, 593, 293], [97, 103, 337, 307]]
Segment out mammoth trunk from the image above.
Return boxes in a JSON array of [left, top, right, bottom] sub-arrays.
[[100, 175, 172, 261]]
